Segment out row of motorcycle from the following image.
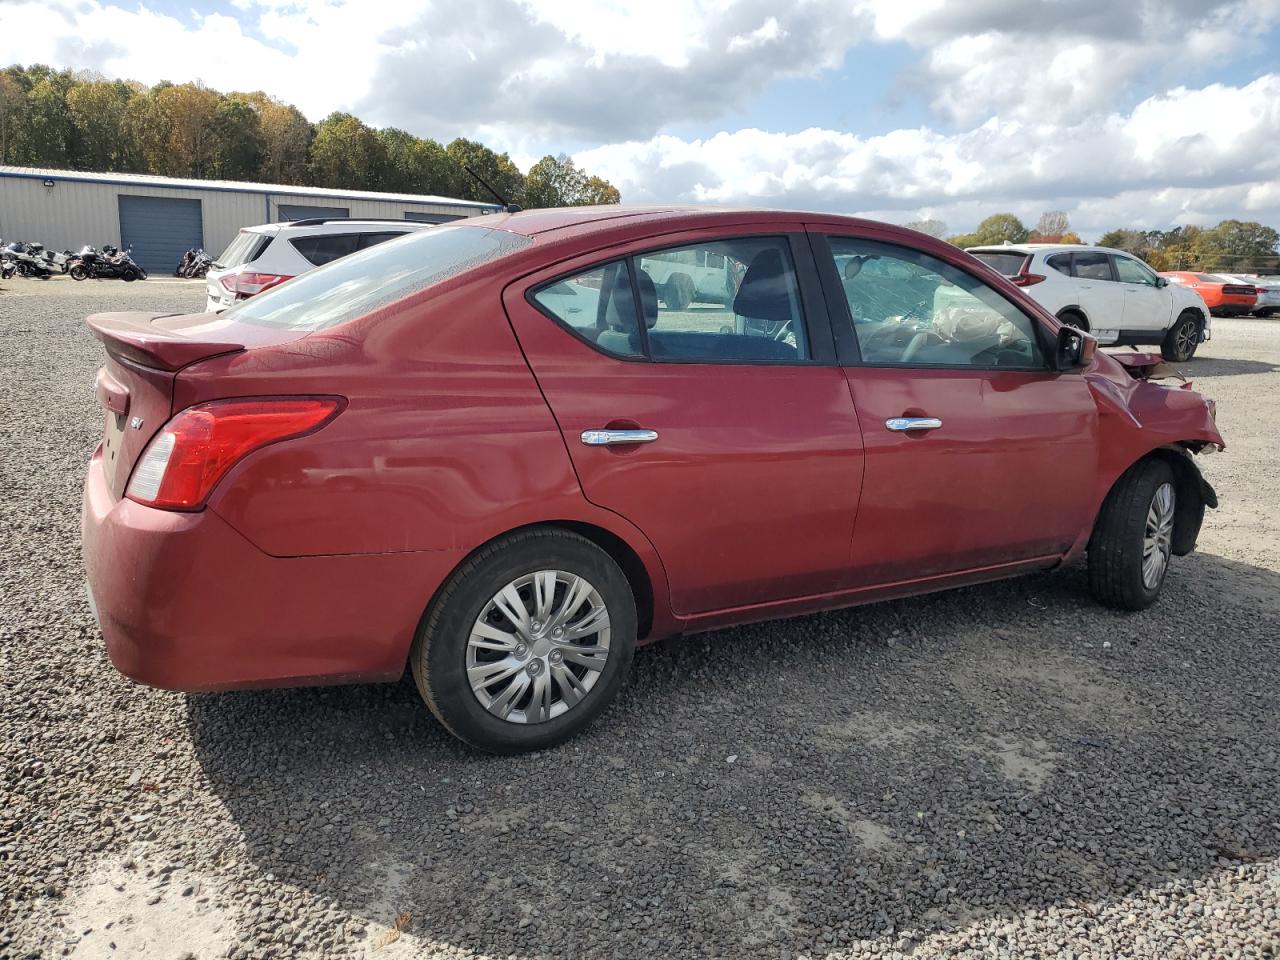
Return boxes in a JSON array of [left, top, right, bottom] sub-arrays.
[[175, 248, 214, 279], [1, 240, 147, 281]]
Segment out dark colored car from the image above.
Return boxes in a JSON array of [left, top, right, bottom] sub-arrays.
[[82, 208, 1225, 752]]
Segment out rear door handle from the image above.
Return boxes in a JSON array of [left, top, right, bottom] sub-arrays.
[[885, 417, 942, 432], [581, 429, 659, 446]]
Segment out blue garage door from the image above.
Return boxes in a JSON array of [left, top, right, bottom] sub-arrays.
[[118, 195, 203, 273], [277, 204, 349, 221]]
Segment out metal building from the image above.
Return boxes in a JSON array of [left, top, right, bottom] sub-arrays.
[[0, 166, 502, 272]]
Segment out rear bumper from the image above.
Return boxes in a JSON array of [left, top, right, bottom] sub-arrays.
[[82, 451, 464, 692]]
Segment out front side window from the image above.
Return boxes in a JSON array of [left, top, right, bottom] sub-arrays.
[[1072, 251, 1113, 281], [826, 237, 1046, 368], [637, 237, 808, 362], [1114, 255, 1158, 285]]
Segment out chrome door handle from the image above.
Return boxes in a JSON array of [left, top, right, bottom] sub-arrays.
[[885, 417, 942, 432], [581, 428, 659, 446]]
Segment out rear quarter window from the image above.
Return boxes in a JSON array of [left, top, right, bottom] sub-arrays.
[[226, 225, 530, 331]]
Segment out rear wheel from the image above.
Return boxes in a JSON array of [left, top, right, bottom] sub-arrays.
[[411, 529, 636, 753], [122, 268, 138, 282], [1161, 311, 1200, 362], [1088, 458, 1176, 611]]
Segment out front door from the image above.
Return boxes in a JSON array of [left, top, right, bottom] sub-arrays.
[[503, 230, 864, 615], [815, 232, 1098, 585], [1112, 253, 1170, 334], [1071, 249, 1125, 341]]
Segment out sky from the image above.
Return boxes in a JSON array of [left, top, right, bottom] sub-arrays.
[[3, 0, 1280, 238]]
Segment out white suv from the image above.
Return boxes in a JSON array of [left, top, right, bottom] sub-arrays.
[[966, 243, 1211, 361], [205, 219, 428, 313]]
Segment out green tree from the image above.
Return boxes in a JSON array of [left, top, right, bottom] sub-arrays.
[[310, 112, 388, 189], [1096, 229, 1149, 256], [947, 213, 1029, 248], [25, 74, 74, 166], [378, 127, 451, 195], [209, 96, 264, 180], [444, 137, 525, 205], [1192, 220, 1280, 271], [579, 174, 620, 205]]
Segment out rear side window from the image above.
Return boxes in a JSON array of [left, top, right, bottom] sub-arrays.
[[1073, 252, 1113, 281], [970, 252, 1028, 276], [227, 225, 531, 331], [531, 236, 810, 363], [290, 233, 361, 266], [215, 231, 270, 269]]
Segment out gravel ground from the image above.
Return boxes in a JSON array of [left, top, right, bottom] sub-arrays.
[[1, 276, 1277, 959]]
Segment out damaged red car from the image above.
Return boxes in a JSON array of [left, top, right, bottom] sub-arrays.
[[82, 208, 1225, 752]]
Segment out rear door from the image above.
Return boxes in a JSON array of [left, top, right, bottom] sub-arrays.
[[503, 227, 865, 615], [1070, 251, 1124, 339], [812, 231, 1097, 585]]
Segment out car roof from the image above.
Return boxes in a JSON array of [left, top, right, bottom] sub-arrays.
[[967, 243, 1143, 259]]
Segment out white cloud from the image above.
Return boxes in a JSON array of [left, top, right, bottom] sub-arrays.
[[575, 75, 1280, 238]]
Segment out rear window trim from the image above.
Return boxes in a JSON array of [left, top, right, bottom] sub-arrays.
[[524, 233, 824, 366]]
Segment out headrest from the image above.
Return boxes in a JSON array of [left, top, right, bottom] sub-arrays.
[[634, 269, 659, 328], [733, 249, 792, 322]]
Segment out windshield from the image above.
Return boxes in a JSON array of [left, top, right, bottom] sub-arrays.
[[225, 225, 530, 331]]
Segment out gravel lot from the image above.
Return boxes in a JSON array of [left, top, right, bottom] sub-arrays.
[[2, 276, 1277, 959]]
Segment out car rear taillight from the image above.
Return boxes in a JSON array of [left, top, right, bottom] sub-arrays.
[[126, 397, 343, 511], [1011, 273, 1046, 287], [219, 271, 293, 299]]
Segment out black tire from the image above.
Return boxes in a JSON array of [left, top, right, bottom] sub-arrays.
[[664, 273, 694, 311], [69, 265, 88, 281], [410, 528, 636, 753], [1057, 308, 1089, 332], [1160, 311, 1200, 362], [122, 268, 138, 282], [1088, 458, 1177, 611]]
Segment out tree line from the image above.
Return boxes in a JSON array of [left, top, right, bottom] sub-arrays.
[[0, 64, 621, 208], [906, 211, 1280, 273]]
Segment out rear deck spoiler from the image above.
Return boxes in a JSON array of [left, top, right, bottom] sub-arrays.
[[86, 312, 245, 371]]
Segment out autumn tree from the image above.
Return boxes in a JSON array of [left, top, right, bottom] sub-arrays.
[[65, 79, 132, 170], [903, 218, 947, 239], [1033, 211, 1070, 238], [310, 112, 388, 189], [244, 93, 313, 185], [154, 83, 221, 177]]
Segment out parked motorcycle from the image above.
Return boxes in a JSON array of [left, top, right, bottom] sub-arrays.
[[2, 241, 57, 279], [175, 248, 213, 279], [68, 244, 147, 282]]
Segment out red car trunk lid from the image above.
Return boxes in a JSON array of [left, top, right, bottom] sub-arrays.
[[87, 311, 305, 497]]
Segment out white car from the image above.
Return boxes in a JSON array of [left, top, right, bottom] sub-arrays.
[[966, 243, 1210, 361], [205, 219, 428, 313]]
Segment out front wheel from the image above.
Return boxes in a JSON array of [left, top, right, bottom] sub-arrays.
[[1088, 459, 1176, 610], [1161, 312, 1200, 362], [411, 529, 636, 753], [69, 265, 88, 281]]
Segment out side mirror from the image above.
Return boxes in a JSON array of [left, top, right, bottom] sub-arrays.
[[1155, 276, 1169, 288], [1055, 325, 1097, 370]]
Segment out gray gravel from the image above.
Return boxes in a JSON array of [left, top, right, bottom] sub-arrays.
[[2, 276, 1278, 959]]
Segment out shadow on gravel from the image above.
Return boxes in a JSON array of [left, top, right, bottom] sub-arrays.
[[1176, 356, 1280, 377], [188, 551, 1279, 958]]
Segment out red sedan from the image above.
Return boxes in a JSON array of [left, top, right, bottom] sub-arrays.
[[82, 208, 1225, 752]]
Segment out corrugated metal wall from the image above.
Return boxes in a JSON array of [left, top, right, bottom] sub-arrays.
[[0, 174, 491, 263]]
